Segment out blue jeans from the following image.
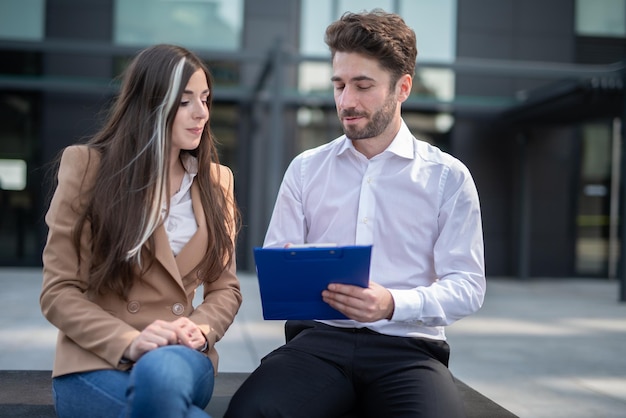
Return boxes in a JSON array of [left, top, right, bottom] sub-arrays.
[[52, 345, 215, 418]]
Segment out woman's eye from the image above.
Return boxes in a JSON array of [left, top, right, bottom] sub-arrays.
[[180, 101, 190, 107]]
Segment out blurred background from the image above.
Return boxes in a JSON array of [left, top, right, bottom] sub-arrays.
[[1, 2, 626, 416], [0, 0, 625, 293]]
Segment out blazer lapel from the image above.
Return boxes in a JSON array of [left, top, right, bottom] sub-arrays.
[[175, 181, 208, 278], [147, 181, 207, 286], [150, 223, 184, 288]]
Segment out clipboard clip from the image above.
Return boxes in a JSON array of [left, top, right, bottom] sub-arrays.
[[284, 248, 343, 260]]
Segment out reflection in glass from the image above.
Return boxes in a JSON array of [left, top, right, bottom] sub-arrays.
[[576, 0, 626, 37], [0, 0, 45, 41], [0, 159, 27, 191], [114, 0, 243, 50]]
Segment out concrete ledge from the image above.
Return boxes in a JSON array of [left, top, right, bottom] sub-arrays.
[[0, 370, 517, 417]]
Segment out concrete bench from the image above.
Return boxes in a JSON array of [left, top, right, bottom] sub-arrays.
[[0, 370, 517, 417]]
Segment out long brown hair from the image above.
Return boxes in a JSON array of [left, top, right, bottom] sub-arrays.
[[73, 44, 239, 298]]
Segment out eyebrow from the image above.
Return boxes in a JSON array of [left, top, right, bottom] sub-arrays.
[[183, 89, 210, 95], [331, 75, 376, 83]]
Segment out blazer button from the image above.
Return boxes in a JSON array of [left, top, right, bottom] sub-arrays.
[[127, 300, 141, 314], [172, 303, 185, 316]]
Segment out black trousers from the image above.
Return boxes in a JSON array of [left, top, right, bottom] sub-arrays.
[[225, 320, 466, 418]]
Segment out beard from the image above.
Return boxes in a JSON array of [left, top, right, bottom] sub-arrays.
[[339, 91, 397, 140]]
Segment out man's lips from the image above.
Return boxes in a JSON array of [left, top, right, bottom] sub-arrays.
[[341, 111, 366, 121], [343, 116, 364, 124]]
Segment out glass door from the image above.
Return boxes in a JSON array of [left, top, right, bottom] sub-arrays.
[[575, 120, 619, 277]]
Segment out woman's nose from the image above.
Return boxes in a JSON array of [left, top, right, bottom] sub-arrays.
[[193, 101, 208, 119]]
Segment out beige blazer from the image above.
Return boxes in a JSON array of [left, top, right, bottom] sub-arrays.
[[41, 145, 242, 378]]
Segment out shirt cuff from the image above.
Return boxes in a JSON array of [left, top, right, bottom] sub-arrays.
[[388, 288, 424, 323], [198, 338, 209, 353]]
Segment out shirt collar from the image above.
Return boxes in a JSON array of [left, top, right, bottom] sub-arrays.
[[336, 119, 414, 160], [167, 154, 198, 206], [336, 135, 353, 156], [384, 120, 414, 160]]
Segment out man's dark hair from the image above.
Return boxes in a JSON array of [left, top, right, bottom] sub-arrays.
[[325, 9, 418, 84]]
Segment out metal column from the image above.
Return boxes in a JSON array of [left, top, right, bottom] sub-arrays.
[[517, 133, 531, 280]]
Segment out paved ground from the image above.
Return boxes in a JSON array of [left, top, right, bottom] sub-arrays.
[[1, 268, 625, 418]]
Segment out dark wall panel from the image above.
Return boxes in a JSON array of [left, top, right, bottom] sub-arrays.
[[525, 126, 578, 276], [46, 0, 112, 41], [455, 0, 578, 277], [452, 117, 517, 276], [41, 0, 114, 163]]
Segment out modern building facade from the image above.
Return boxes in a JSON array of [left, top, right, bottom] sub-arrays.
[[0, 0, 624, 285]]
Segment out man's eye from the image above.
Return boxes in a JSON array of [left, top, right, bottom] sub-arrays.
[[357, 85, 372, 90]]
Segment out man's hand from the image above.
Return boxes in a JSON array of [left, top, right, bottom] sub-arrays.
[[322, 281, 394, 322]]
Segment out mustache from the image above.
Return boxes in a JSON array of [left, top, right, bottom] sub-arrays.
[[340, 110, 367, 118]]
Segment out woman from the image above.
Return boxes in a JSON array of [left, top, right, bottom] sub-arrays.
[[40, 44, 242, 418]]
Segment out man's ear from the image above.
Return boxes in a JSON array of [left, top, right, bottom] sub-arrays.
[[396, 74, 413, 103]]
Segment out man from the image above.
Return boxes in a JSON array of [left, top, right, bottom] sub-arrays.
[[226, 9, 485, 418]]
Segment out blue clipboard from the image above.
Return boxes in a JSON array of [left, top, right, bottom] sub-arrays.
[[253, 245, 372, 320]]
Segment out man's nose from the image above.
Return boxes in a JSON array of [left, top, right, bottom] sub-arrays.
[[338, 86, 357, 109]]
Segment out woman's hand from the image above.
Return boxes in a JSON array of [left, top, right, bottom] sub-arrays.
[[123, 317, 207, 362], [170, 317, 207, 351]]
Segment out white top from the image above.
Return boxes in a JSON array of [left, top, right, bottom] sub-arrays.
[[264, 120, 486, 340], [163, 154, 198, 256]]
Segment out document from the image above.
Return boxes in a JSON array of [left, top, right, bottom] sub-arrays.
[[253, 245, 372, 320]]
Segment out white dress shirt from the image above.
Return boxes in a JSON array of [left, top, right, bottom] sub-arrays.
[[264, 120, 486, 340], [163, 154, 198, 256]]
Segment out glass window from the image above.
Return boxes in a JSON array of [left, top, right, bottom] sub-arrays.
[[400, 0, 457, 103], [576, 0, 626, 37], [0, 92, 41, 265], [0, 0, 45, 41], [114, 0, 243, 50], [339, 0, 393, 15], [298, 0, 457, 101], [300, 0, 457, 61], [299, 0, 394, 56], [300, 0, 334, 56], [0, 159, 27, 191], [575, 122, 615, 277], [399, 0, 457, 63]]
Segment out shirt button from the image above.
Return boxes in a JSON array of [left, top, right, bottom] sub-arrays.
[[127, 300, 141, 313], [362, 217, 368, 224], [172, 303, 185, 316]]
